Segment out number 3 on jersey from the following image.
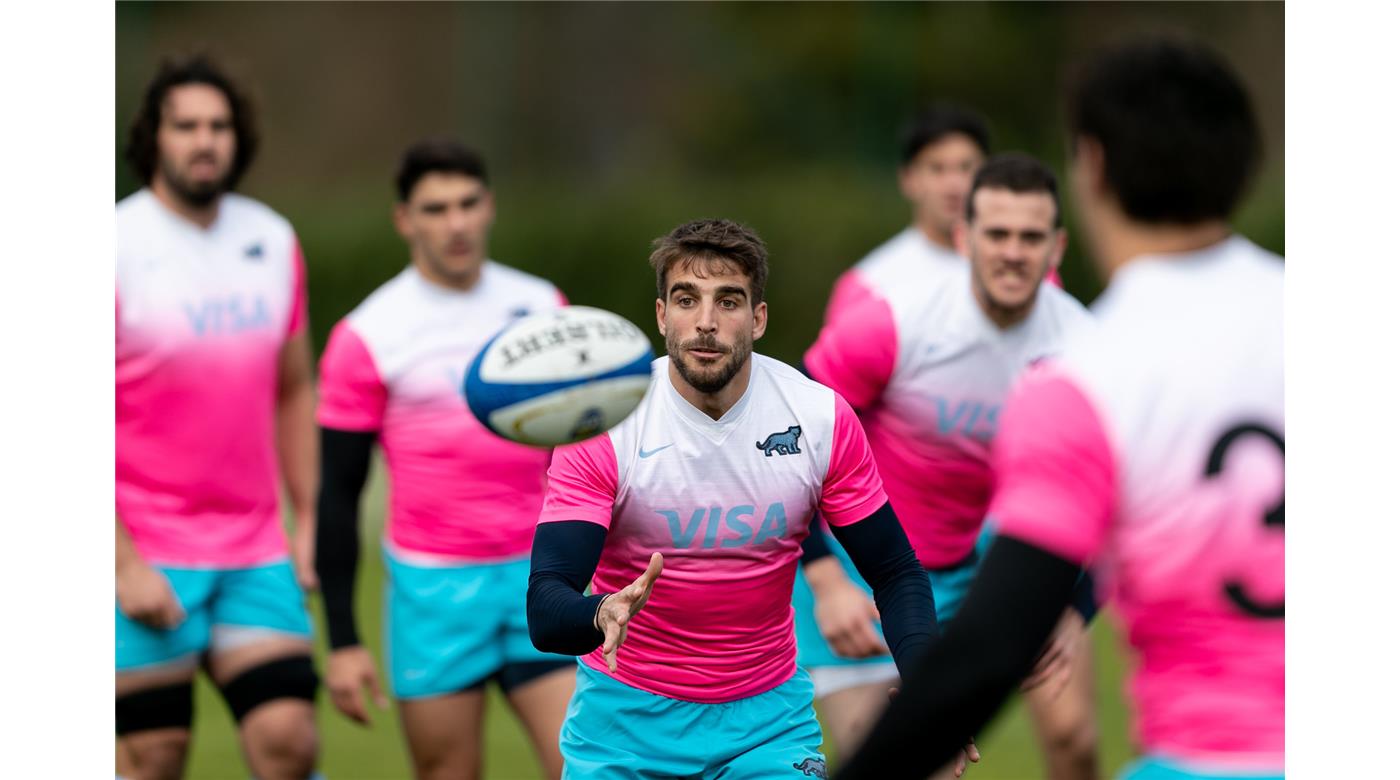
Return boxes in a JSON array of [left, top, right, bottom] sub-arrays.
[[1205, 423, 1284, 619]]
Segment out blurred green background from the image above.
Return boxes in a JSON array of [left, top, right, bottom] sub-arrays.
[[117, 3, 1282, 778]]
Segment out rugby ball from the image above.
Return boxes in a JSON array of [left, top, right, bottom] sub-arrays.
[[464, 306, 655, 447]]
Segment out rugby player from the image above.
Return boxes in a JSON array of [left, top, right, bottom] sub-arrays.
[[315, 138, 574, 780], [526, 218, 948, 779], [116, 55, 321, 780], [837, 35, 1284, 780], [796, 114, 1096, 779]]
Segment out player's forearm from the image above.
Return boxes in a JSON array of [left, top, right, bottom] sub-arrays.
[[829, 502, 937, 677], [835, 535, 1080, 779], [316, 427, 375, 649], [277, 380, 318, 523], [527, 520, 608, 655]]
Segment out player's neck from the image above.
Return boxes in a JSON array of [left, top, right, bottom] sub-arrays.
[[150, 180, 220, 230], [412, 256, 483, 292], [669, 359, 752, 421], [913, 220, 956, 252], [971, 282, 1034, 331], [1098, 218, 1233, 278]]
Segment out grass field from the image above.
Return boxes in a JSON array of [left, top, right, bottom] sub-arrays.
[[181, 457, 1139, 779]]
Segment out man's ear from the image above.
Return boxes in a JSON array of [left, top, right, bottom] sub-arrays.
[[751, 301, 768, 341]]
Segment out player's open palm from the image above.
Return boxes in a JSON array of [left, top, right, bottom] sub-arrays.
[[116, 561, 185, 629], [595, 552, 664, 672], [327, 646, 389, 726]]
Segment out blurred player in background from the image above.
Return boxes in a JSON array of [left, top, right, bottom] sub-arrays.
[[315, 138, 574, 780], [116, 55, 321, 780], [791, 106, 988, 757], [802, 153, 1099, 779], [795, 106, 1095, 779], [837, 35, 1283, 780], [527, 219, 953, 779]]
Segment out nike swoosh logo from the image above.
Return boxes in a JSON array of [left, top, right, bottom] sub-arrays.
[[639, 444, 674, 459]]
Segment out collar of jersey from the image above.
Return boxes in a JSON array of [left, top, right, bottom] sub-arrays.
[[659, 356, 757, 444], [406, 261, 495, 300]]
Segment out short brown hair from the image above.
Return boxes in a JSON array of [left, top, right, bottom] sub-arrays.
[[966, 153, 1063, 227], [649, 219, 769, 305], [124, 53, 259, 188]]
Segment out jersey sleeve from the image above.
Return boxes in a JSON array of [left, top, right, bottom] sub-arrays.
[[820, 394, 890, 526], [804, 289, 898, 411], [989, 367, 1117, 565], [316, 321, 387, 432], [286, 237, 310, 338], [538, 432, 619, 528]]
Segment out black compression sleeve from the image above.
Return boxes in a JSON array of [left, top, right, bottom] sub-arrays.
[[800, 522, 835, 566], [1071, 570, 1100, 623], [315, 427, 376, 650], [827, 502, 937, 678], [835, 535, 1081, 780], [527, 520, 609, 655]]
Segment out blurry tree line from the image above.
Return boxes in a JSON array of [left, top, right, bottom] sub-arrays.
[[116, 2, 1283, 364]]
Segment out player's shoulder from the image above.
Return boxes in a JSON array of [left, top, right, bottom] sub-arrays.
[[340, 267, 420, 338], [1034, 281, 1095, 332], [754, 354, 836, 408], [481, 260, 564, 304]]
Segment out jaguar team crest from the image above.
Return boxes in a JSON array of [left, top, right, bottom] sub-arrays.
[[756, 425, 802, 457]]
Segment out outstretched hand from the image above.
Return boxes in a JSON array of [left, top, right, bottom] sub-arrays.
[[595, 552, 664, 672]]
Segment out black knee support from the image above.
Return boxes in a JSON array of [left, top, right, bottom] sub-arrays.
[[219, 655, 319, 723], [116, 682, 194, 735]]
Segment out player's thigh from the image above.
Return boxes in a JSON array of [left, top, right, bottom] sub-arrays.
[[711, 670, 826, 780], [560, 664, 704, 780], [502, 663, 575, 757], [116, 569, 212, 774], [1023, 629, 1098, 742], [398, 690, 487, 780], [384, 551, 506, 699], [815, 678, 897, 760], [116, 567, 216, 683]]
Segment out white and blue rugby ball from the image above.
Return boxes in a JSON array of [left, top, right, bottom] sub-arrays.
[[465, 306, 655, 447]]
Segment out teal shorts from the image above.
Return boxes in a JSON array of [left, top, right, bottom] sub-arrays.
[[1121, 756, 1283, 780], [560, 662, 826, 780], [793, 523, 996, 672], [924, 523, 998, 625], [384, 549, 572, 699], [115, 560, 312, 672]]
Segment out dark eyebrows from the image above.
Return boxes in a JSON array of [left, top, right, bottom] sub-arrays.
[[667, 281, 701, 298], [667, 282, 749, 301]]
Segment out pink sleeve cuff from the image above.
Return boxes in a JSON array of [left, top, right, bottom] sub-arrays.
[[287, 238, 309, 337], [316, 321, 386, 431], [804, 285, 897, 411], [539, 433, 619, 528], [820, 394, 889, 526]]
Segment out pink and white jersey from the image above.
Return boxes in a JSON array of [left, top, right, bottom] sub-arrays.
[[317, 263, 565, 562], [822, 227, 964, 326], [116, 190, 307, 567], [540, 354, 888, 703], [991, 236, 1284, 769], [807, 259, 1091, 567]]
